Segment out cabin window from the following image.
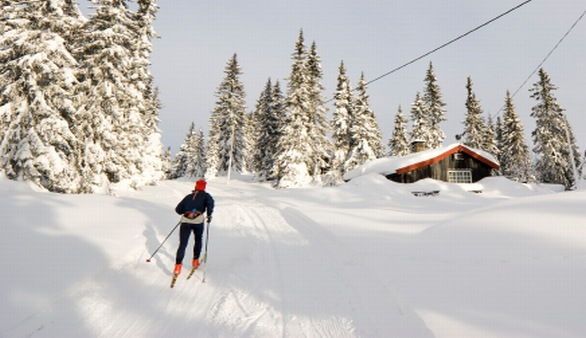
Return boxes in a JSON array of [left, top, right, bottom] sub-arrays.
[[448, 169, 472, 183], [453, 153, 464, 160]]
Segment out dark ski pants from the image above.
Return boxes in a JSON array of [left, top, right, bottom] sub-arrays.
[[175, 222, 204, 264]]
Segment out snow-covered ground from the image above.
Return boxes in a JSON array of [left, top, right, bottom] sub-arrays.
[[1, 174, 585, 337]]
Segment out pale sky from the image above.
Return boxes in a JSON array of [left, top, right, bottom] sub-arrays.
[[87, 1, 586, 155]]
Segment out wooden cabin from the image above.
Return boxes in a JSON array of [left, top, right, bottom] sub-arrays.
[[344, 143, 500, 184], [387, 144, 499, 183]]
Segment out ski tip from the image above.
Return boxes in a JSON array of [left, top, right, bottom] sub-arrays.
[[146, 259, 151, 263]]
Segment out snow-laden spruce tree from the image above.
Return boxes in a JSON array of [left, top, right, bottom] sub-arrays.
[[243, 111, 256, 174], [267, 80, 287, 181], [345, 73, 384, 171], [206, 54, 247, 177], [422, 62, 446, 148], [495, 116, 504, 164], [185, 128, 207, 178], [389, 106, 410, 157], [462, 77, 487, 150], [530, 68, 581, 190], [170, 143, 188, 179], [409, 92, 429, 146], [483, 116, 499, 159], [306, 41, 332, 181], [274, 30, 313, 188], [500, 91, 531, 182], [75, 0, 147, 191], [161, 146, 172, 179], [0, 0, 82, 192], [251, 79, 278, 180], [131, 0, 164, 185], [330, 60, 354, 179]]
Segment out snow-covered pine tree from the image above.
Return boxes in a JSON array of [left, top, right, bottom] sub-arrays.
[[306, 41, 332, 181], [243, 111, 256, 174], [185, 127, 207, 178], [274, 30, 313, 188], [462, 77, 487, 150], [530, 68, 581, 190], [132, 0, 164, 185], [495, 116, 504, 164], [161, 146, 172, 179], [501, 91, 531, 182], [389, 106, 410, 157], [251, 79, 274, 180], [409, 92, 429, 146], [170, 143, 189, 179], [75, 0, 145, 191], [345, 73, 384, 171], [330, 60, 354, 179], [267, 80, 287, 181], [484, 116, 499, 159], [206, 54, 247, 177], [0, 0, 82, 192], [422, 62, 446, 149]]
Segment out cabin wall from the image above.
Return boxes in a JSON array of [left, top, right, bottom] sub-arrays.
[[386, 152, 494, 183]]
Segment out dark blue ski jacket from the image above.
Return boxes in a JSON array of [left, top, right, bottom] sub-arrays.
[[175, 191, 214, 218]]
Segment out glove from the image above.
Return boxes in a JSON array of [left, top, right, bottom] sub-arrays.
[[206, 215, 212, 223]]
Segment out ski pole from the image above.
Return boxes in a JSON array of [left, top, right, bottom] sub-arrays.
[[201, 219, 211, 283], [146, 220, 182, 263]]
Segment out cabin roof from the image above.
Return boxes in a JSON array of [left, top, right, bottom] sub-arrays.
[[343, 143, 500, 181]]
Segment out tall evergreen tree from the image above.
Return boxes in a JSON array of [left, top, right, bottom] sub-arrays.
[[184, 127, 207, 178], [170, 142, 189, 179], [345, 73, 384, 171], [389, 106, 410, 157], [252, 79, 286, 180], [243, 111, 256, 174], [0, 0, 82, 192], [462, 77, 487, 150], [495, 116, 504, 164], [483, 116, 499, 157], [306, 41, 332, 180], [267, 80, 287, 181], [422, 62, 446, 148], [501, 91, 531, 182], [133, 0, 164, 185], [330, 61, 354, 177], [530, 68, 581, 189], [206, 54, 247, 177], [75, 0, 144, 190], [274, 30, 313, 188], [409, 92, 428, 146], [250, 79, 272, 175], [161, 146, 172, 179]]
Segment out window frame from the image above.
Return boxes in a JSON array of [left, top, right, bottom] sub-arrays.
[[447, 169, 472, 183]]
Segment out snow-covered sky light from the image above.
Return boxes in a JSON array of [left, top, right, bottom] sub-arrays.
[[84, 0, 586, 153]]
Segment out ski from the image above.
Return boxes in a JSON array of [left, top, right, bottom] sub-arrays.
[[186, 267, 197, 280], [170, 273, 179, 288]]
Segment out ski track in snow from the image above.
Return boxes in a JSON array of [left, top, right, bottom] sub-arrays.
[[5, 178, 579, 337]]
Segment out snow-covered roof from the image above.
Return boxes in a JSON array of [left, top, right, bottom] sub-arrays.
[[344, 143, 499, 181]]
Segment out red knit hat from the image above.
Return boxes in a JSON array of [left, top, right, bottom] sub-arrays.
[[195, 179, 207, 191]]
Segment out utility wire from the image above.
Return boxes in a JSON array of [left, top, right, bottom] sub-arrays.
[[326, 0, 534, 103], [364, 0, 533, 87], [490, 9, 586, 120]]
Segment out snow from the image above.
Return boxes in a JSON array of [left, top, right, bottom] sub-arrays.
[[344, 143, 499, 181], [1, 175, 585, 337]]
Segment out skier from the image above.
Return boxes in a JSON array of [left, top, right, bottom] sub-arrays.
[[173, 179, 214, 276]]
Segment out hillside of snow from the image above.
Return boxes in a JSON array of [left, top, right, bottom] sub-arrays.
[[1, 174, 585, 338]]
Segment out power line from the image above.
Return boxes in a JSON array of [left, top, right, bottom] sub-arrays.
[[364, 0, 533, 87], [326, 0, 534, 103], [490, 9, 586, 120]]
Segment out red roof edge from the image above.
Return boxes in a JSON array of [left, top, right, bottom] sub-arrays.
[[395, 145, 500, 174]]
